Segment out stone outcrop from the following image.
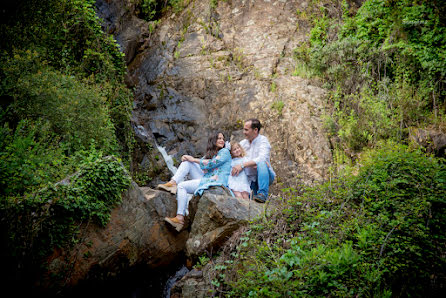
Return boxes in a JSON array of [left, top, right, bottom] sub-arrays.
[[45, 183, 188, 288], [170, 268, 210, 298], [186, 190, 264, 258], [96, 0, 333, 191]]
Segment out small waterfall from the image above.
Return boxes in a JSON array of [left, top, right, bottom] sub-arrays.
[[135, 125, 178, 176], [155, 143, 178, 176], [162, 265, 190, 298]]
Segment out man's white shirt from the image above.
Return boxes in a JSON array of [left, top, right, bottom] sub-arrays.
[[240, 134, 274, 183]]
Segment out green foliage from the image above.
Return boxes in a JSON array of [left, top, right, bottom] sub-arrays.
[[299, 0, 446, 154], [0, 0, 125, 80], [194, 254, 210, 270], [210, 0, 219, 10], [0, 120, 67, 197], [1, 51, 117, 154], [1, 153, 131, 265], [351, 143, 446, 289], [0, 0, 134, 286], [140, 0, 159, 21], [0, 0, 133, 159], [136, 0, 187, 22], [215, 144, 445, 296], [271, 100, 284, 115]]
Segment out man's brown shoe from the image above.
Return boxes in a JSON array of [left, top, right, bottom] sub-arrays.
[[157, 181, 177, 195], [164, 217, 184, 232]]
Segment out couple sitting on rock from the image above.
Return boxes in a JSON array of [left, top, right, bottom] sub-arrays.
[[157, 118, 275, 231]]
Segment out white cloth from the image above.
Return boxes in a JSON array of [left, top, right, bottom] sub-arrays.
[[228, 157, 251, 193], [171, 161, 203, 183], [240, 134, 275, 184], [176, 179, 199, 216], [171, 161, 204, 216]]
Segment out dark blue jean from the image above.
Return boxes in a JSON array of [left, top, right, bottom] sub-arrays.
[[250, 161, 275, 197]]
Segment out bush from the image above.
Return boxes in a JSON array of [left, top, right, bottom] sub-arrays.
[[351, 143, 446, 293], [1, 51, 117, 154], [215, 144, 445, 297], [300, 0, 446, 154], [0, 0, 134, 288], [0, 0, 133, 160], [1, 154, 131, 286], [0, 119, 67, 197]]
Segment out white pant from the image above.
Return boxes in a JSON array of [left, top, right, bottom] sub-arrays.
[[171, 161, 204, 216]]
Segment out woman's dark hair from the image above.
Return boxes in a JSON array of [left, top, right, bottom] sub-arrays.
[[205, 132, 225, 159]]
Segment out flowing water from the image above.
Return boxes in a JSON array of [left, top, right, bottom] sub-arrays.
[[57, 258, 187, 298]]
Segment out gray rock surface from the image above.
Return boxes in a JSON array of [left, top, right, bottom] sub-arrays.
[[409, 128, 446, 157], [170, 269, 210, 298], [186, 190, 264, 258]]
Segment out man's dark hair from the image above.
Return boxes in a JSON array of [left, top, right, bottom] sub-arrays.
[[246, 118, 262, 132]]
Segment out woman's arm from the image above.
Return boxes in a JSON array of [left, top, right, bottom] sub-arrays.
[[200, 148, 231, 170], [182, 155, 209, 164]]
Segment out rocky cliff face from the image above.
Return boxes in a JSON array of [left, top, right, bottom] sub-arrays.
[[96, 0, 332, 191]]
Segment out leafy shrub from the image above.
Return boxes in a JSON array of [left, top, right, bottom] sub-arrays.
[[0, 119, 67, 197], [0, 0, 134, 288], [1, 51, 117, 154], [0, 0, 133, 159], [214, 144, 445, 296], [1, 154, 131, 284], [351, 143, 446, 293], [299, 0, 446, 154]]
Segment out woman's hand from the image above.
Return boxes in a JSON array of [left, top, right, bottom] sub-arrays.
[[181, 155, 193, 162]]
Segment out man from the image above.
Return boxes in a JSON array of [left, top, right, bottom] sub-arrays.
[[231, 118, 275, 203]]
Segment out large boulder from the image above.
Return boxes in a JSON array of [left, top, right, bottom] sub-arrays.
[[186, 189, 265, 258], [43, 183, 267, 293], [45, 183, 188, 288], [170, 268, 210, 298]]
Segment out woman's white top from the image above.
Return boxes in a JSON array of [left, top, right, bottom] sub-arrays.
[[228, 157, 251, 193]]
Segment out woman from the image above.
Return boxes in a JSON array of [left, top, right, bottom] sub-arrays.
[[164, 132, 232, 231]]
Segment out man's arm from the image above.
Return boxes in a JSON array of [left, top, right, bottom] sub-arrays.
[[231, 159, 256, 176], [232, 137, 271, 176]]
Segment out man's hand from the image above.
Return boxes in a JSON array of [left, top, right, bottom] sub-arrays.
[[231, 164, 242, 176]]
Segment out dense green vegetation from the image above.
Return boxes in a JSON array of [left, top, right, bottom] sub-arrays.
[[296, 0, 445, 155], [0, 0, 132, 287], [208, 143, 445, 296]]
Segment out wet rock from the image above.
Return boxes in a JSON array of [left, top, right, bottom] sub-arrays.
[[170, 268, 210, 298]]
